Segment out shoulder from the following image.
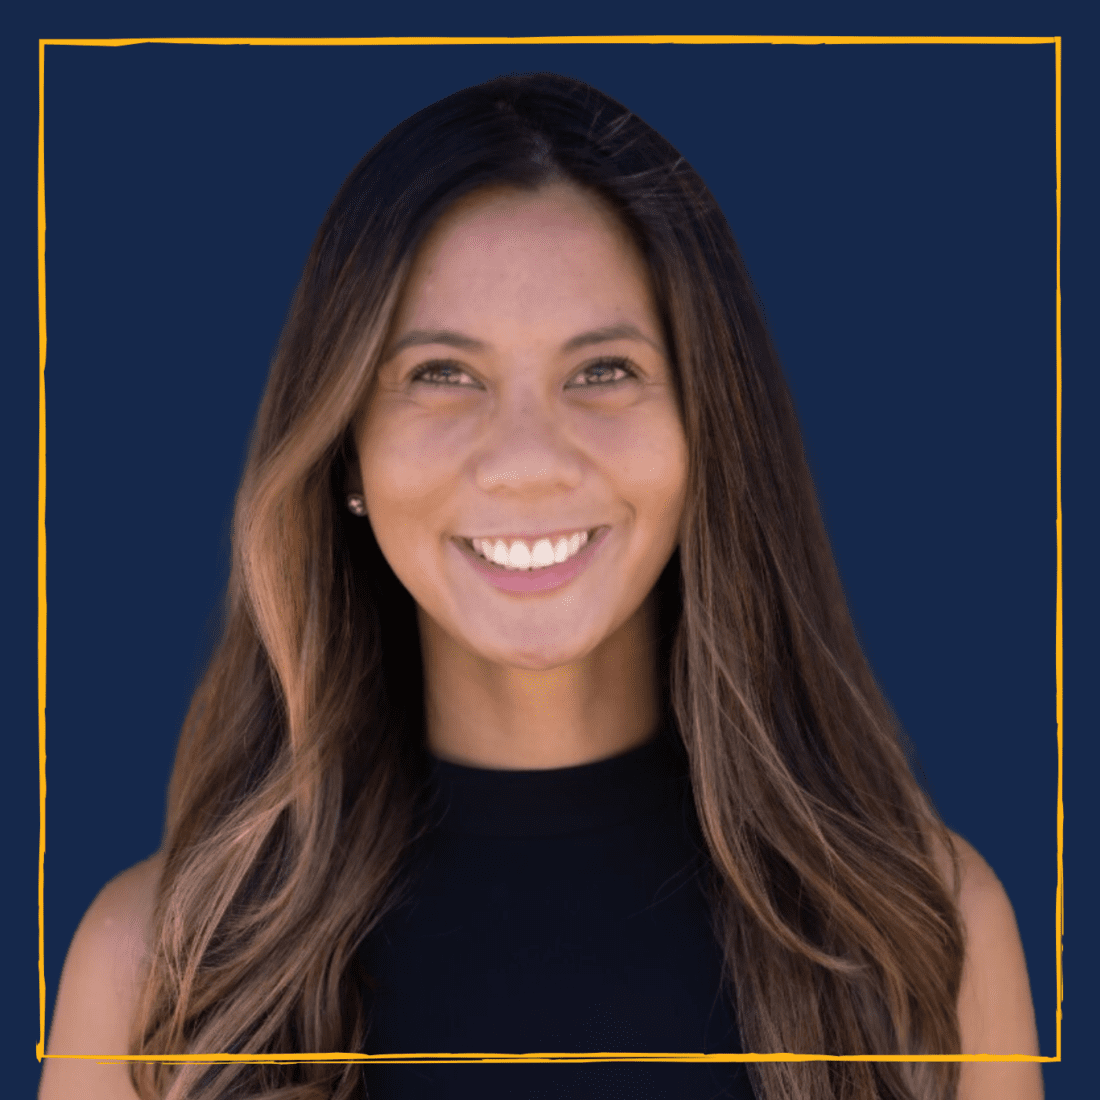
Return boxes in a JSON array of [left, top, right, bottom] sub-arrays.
[[930, 828, 1021, 944], [930, 829, 1043, 1100], [39, 851, 164, 1100]]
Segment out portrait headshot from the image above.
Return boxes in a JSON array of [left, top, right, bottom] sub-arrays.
[[37, 41, 1054, 1100]]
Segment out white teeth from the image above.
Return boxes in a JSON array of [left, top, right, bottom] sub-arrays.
[[472, 530, 591, 570], [529, 539, 554, 568], [507, 541, 531, 569]]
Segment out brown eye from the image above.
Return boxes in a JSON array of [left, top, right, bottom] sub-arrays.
[[409, 361, 477, 387], [571, 357, 638, 387]]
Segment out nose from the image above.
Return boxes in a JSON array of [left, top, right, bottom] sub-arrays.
[[472, 396, 584, 495]]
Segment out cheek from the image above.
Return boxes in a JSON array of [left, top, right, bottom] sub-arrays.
[[359, 411, 471, 514], [607, 415, 688, 512]]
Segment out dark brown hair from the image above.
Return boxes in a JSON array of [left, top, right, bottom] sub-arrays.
[[131, 72, 964, 1100]]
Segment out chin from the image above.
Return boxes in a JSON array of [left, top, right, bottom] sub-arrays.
[[484, 640, 590, 672], [469, 622, 604, 671]]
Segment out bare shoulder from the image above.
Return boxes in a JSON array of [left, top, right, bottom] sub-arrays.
[[39, 851, 165, 1100], [930, 829, 1044, 1100]]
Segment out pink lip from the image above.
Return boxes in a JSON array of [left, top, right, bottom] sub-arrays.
[[451, 526, 612, 595]]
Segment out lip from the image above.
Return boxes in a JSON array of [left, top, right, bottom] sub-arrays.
[[460, 527, 599, 545], [451, 525, 612, 595]]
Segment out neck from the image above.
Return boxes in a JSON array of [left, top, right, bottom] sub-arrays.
[[419, 593, 661, 770]]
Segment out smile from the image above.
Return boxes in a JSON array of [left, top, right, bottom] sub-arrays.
[[452, 526, 611, 595], [468, 529, 596, 571]]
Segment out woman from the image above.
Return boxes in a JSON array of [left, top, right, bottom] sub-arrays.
[[41, 72, 1041, 1100]]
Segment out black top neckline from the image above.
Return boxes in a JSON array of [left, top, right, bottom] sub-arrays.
[[424, 719, 689, 838]]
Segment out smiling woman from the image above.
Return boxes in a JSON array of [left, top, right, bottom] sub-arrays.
[[40, 73, 1041, 1100], [353, 181, 687, 766]]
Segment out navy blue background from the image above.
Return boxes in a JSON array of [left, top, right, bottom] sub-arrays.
[[3, 6, 1095, 1098]]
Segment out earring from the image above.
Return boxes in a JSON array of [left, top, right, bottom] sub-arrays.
[[346, 493, 367, 517]]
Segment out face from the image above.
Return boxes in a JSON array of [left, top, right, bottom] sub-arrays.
[[353, 181, 689, 671]]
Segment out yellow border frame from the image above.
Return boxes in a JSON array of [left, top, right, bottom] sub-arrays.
[[36, 34, 1063, 1069]]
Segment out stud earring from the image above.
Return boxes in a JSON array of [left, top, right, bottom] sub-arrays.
[[346, 494, 367, 517]]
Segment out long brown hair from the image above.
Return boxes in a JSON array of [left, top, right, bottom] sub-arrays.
[[131, 73, 964, 1100]]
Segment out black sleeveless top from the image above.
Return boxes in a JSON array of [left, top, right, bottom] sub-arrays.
[[357, 721, 757, 1099]]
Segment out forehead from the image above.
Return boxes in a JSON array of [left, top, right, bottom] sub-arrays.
[[395, 182, 657, 329], [425, 179, 631, 245]]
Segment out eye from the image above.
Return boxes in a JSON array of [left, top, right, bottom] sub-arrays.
[[408, 360, 476, 387], [407, 356, 640, 390], [568, 357, 639, 388]]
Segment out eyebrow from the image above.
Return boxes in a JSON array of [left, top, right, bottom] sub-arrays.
[[383, 322, 663, 361]]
